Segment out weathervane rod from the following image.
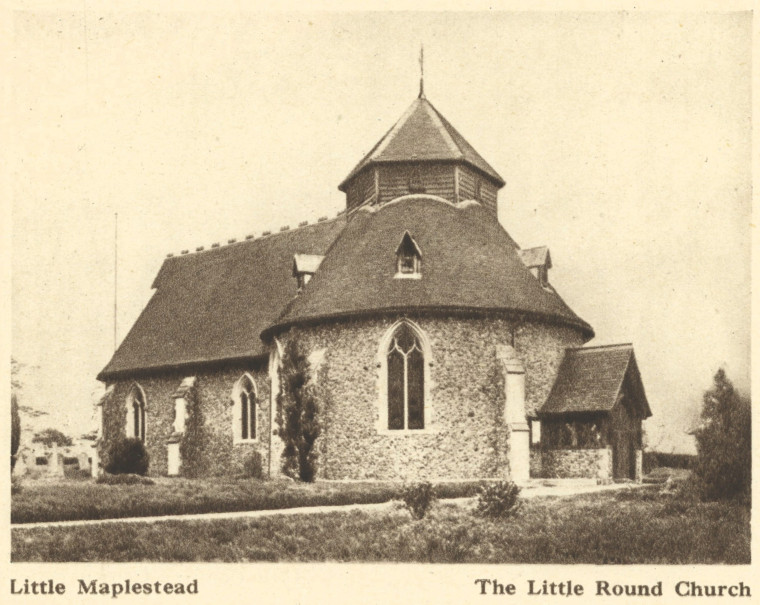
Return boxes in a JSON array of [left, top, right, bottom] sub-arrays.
[[419, 44, 425, 98]]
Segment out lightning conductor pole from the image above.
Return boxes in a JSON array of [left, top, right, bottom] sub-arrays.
[[114, 212, 118, 352]]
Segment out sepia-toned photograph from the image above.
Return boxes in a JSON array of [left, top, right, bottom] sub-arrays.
[[8, 6, 751, 587]]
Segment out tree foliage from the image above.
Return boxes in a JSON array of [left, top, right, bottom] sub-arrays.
[[11, 357, 23, 393], [11, 393, 21, 470], [693, 369, 750, 502], [276, 337, 322, 482], [32, 428, 73, 448]]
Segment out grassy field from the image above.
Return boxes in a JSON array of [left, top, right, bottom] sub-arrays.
[[12, 485, 750, 563], [11, 477, 482, 524]]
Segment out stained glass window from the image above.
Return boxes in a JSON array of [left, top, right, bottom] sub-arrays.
[[238, 376, 256, 440], [387, 324, 425, 430]]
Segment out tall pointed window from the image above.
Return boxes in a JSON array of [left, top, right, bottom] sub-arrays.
[[233, 374, 257, 442], [387, 323, 425, 430], [125, 384, 146, 442], [395, 232, 422, 278]]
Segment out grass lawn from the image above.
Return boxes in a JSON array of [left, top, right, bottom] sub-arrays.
[[11, 476, 481, 524], [12, 486, 750, 563]]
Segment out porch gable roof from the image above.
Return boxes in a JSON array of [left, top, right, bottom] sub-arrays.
[[539, 344, 651, 418]]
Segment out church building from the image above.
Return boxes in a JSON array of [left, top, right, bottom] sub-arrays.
[[96, 78, 651, 483]]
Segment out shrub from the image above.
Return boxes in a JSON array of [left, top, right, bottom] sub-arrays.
[[96, 473, 154, 485], [11, 475, 22, 495], [64, 467, 92, 480], [243, 451, 264, 479], [402, 481, 436, 519], [105, 437, 149, 476], [475, 481, 521, 518], [643, 451, 696, 474], [693, 369, 751, 502]]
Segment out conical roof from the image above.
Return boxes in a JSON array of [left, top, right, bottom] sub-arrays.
[[266, 196, 593, 338], [338, 95, 505, 191]]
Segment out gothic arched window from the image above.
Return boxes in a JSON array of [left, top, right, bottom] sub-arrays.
[[387, 323, 425, 430], [126, 384, 146, 442], [233, 374, 257, 442]]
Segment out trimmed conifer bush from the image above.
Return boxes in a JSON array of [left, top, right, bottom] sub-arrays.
[[105, 437, 149, 476]]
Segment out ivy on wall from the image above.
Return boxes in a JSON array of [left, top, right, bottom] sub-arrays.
[[486, 357, 507, 477], [98, 386, 123, 472], [180, 385, 209, 478]]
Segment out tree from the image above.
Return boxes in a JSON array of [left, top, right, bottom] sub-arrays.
[[32, 428, 73, 449], [11, 393, 20, 470], [693, 369, 751, 501], [276, 337, 322, 482], [11, 357, 23, 393], [11, 357, 23, 470]]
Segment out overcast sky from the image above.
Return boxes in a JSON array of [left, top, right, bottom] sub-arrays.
[[10, 10, 750, 452]]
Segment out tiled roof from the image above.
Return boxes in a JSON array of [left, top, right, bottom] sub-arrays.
[[338, 96, 505, 191], [98, 217, 345, 380], [539, 344, 651, 417], [267, 195, 593, 338]]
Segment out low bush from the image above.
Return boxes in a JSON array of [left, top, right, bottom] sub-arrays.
[[402, 481, 436, 519], [96, 473, 155, 486], [64, 467, 92, 480], [643, 451, 696, 473], [475, 481, 521, 518], [105, 438, 149, 476], [11, 475, 22, 495], [243, 451, 264, 480]]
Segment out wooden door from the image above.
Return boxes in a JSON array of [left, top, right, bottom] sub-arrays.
[[612, 430, 635, 480]]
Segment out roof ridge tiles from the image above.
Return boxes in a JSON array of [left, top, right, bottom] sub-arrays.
[[166, 213, 345, 259], [568, 343, 633, 351]]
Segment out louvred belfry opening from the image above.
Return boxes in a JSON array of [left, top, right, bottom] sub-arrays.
[[339, 94, 505, 214]]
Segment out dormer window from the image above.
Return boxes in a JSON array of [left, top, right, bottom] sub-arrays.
[[395, 232, 422, 279], [292, 254, 324, 292], [537, 265, 548, 288], [518, 246, 552, 289], [297, 273, 312, 290]]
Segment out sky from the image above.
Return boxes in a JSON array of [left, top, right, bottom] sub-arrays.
[[9, 10, 751, 452]]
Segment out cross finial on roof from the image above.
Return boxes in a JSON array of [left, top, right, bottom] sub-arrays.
[[418, 44, 425, 99]]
